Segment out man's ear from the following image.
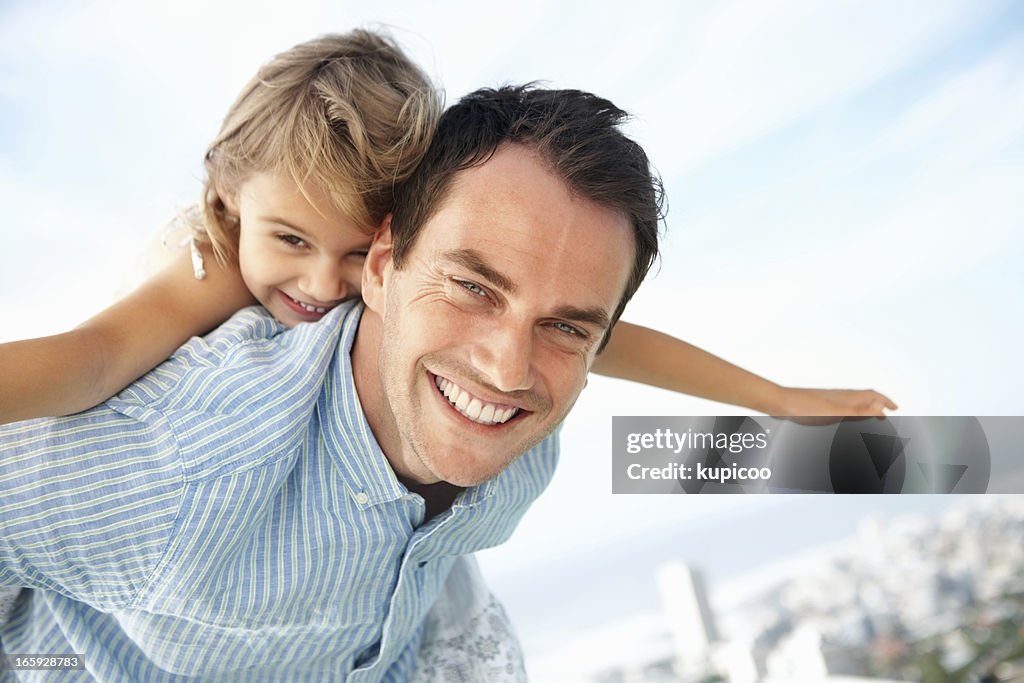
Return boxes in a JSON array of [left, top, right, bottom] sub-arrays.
[[361, 214, 394, 314]]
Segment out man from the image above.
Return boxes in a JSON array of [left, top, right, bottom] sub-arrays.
[[0, 86, 662, 681]]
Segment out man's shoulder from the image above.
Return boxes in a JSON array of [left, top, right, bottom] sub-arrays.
[[146, 303, 354, 383], [489, 430, 561, 498], [199, 305, 289, 349], [106, 302, 361, 479], [114, 302, 357, 417], [175, 305, 310, 365]]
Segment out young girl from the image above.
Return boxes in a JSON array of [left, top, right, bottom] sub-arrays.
[[0, 29, 892, 681]]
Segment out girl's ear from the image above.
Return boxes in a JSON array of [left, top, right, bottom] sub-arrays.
[[361, 216, 393, 314], [218, 183, 240, 215]]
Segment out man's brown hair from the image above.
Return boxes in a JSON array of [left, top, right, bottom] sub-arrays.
[[390, 85, 664, 349]]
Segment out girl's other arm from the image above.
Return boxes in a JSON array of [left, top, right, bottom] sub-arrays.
[[593, 321, 896, 417], [0, 244, 254, 424]]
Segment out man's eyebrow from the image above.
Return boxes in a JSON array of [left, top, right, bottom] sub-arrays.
[[442, 249, 518, 294], [552, 305, 611, 332]]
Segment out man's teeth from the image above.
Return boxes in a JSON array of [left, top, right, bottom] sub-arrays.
[[434, 376, 519, 425]]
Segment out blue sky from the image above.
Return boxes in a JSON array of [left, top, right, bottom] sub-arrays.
[[2, 0, 1022, 674]]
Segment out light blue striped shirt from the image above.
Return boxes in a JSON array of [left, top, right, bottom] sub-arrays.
[[0, 302, 558, 681]]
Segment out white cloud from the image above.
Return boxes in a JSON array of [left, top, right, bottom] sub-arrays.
[[641, 0, 995, 176], [0, 164, 142, 339], [655, 32, 1024, 319]]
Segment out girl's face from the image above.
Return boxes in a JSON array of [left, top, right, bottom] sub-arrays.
[[231, 172, 374, 327]]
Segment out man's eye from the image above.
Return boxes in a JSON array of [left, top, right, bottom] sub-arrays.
[[458, 280, 488, 298], [552, 322, 584, 337], [277, 234, 308, 248]]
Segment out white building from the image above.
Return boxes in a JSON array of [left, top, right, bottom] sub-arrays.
[[656, 562, 719, 677]]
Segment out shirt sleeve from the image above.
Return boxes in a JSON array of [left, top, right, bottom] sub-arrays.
[[0, 405, 185, 609], [116, 306, 343, 479], [0, 306, 345, 607]]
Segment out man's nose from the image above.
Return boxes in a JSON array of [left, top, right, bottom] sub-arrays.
[[300, 260, 349, 303], [470, 319, 534, 393]]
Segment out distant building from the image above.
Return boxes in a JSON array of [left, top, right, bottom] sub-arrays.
[[657, 562, 719, 678], [765, 624, 869, 680], [710, 640, 760, 683]]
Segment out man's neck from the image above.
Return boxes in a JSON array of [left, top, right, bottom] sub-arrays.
[[351, 306, 455, 516], [351, 306, 393, 457]]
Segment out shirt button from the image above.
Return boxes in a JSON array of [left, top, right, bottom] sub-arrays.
[[354, 492, 370, 505]]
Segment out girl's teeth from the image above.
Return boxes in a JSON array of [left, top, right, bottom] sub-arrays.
[[295, 299, 328, 314]]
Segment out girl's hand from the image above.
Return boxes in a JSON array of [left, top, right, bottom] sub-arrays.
[[773, 387, 897, 417]]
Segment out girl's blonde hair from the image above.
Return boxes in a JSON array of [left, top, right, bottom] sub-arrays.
[[200, 30, 441, 264]]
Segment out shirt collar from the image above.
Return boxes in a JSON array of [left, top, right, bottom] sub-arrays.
[[317, 302, 403, 506]]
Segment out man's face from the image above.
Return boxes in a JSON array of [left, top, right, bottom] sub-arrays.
[[355, 145, 635, 487]]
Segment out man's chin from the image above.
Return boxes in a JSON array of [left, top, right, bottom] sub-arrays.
[[412, 391, 557, 486], [418, 450, 514, 489]]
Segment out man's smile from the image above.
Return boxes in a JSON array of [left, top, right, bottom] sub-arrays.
[[430, 373, 525, 426]]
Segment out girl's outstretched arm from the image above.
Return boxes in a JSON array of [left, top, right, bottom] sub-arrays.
[[593, 321, 896, 417], [0, 243, 254, 424]]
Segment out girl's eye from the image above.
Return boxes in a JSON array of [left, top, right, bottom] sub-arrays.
[[277, 234, 308, 249]]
